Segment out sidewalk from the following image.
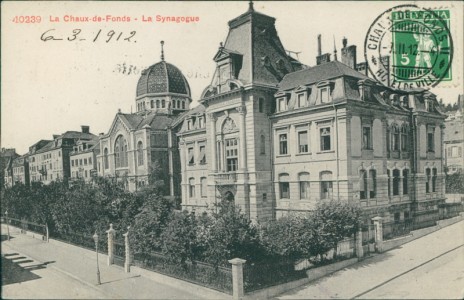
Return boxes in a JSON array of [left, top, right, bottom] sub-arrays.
[[276, 220, 464, 299], [1, 225, 230, 299]]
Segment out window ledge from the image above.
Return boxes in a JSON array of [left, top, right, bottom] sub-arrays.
[[276, 154, 291, 158], [296, 152, 311, 156], [316, 150, 335, 154]]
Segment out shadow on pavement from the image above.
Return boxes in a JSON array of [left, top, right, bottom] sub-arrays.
[[1, 254, 56, 286]]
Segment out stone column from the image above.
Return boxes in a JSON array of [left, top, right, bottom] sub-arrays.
[[209, 113, 217, 172], [228, 258, 246, 299], [372, 216, 383, 253], [106, 223, 116, 265], [356, 227, 364, 260], [123, 227, 131, 273], [236, 106, 247, 171]]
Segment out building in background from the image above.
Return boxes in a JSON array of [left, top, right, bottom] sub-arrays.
[[444, 95, 464, 174], [97, 43, 190, 196], [70, 138, 100, 182], [11, 155, 29, 186], [28, 127, 97, 184], [1, 148, 19, 188]]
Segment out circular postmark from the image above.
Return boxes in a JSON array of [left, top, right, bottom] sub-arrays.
[[365, 5, 453, 89]]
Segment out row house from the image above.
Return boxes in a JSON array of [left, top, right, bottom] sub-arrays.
[[29, 127, 97, 184], [70, 138, 100, 182]]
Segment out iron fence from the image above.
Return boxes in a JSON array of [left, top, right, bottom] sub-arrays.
[[113, 237, 126, 267], [2, 216, 48, 241], [243, 259, 307, 293], [52, 230, 108, 254], [383, 219, 413, 240], [132, 252, 233, 294]]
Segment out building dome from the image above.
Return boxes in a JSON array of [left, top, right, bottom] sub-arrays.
[[136, 59, 191, 98]]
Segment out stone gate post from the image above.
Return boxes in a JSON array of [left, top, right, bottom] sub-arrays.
[[356, 227, 364, 260], [106, 223, 116, 265], [123, 226, 131, 273], [372, 216, 384, 253], [228, 258, 246, 299]]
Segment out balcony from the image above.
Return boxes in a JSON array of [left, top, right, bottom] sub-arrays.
[[214, 172, 237, 185]]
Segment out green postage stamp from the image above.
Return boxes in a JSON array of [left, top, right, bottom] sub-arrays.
[[392, 9, 452, 83]]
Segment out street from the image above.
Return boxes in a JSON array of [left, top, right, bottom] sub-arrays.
[[2, 251, 109, 299], [277, 220, 464, 299]]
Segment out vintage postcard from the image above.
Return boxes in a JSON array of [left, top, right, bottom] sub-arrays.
[[1, 1, 463, 299]]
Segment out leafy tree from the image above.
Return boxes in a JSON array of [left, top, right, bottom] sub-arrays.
[[313, 200, 362, 259], [161, 210, 199, 266], [130, 192, 174, 254], [202, 202, 261, 268]]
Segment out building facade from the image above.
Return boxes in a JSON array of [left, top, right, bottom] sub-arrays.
[[29, 127, 97, 184], [444, 102, 463, 174], [97, 47, 190, 196], [11, 155, 29, 185], [70, 138, 99, 182], [178, 3, 446, 224]]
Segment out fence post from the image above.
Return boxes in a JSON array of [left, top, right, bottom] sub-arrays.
[[228, 258, 246, 299], [45, 223, 49, 242], [356, 227, 364, 260], [372, 216, 384, 253], [123, 226, 131, 273], [106, 223, 116, 266]]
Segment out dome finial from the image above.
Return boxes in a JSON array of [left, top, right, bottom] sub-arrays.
[[333, 35, 338, 61], [160, 40, 165, 61], [248, 1, 254, 12]]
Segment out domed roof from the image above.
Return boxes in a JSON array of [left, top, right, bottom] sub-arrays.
[[136, 60, 191, 97]]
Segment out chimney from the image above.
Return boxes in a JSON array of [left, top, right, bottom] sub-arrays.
[[341, 37, 357, 69], [316, 34, 331, 65], [81, 125, 90, 134]]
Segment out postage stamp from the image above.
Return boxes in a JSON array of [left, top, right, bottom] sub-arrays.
[[365, 5, 453, 89]]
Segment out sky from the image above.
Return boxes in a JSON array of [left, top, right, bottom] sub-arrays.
[[2, 1, 463, 154]]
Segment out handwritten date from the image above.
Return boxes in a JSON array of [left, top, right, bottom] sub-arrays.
[[40, 29, 136, 43]]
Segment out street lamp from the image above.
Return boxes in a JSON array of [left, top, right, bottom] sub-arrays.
[[92, 231, 101, 285], [5, 210, 10, 241]]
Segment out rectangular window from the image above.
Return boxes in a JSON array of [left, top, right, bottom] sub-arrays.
[[200, 177, 207, 198], [71, 160, 74, 167], [279, 134, 288, 155], [362, 126, 372, 150], [300, 181, 310, 199], [320, 88, 329, 103], [278, 98, 286, 112], [298, 94, 306, 108], [225, 139, 238, 172], [188, 147, 194, 165], [89, 157, 92, 165], [199, 117, 204, 128], [84, 158, 87, 165], [262, 193, 267, 202], [280, 182, 290, 199], [79, 159, 82, 166], [259, 98, 264, 113], [320, 127, 331, 151], [298, 131, 309, 153], [321, 181, 333, 199], [427, 132, 434, 152], [199, 146, 206, 164]]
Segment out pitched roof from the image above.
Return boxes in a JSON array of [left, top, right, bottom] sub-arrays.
[[119, 112, 174, 131], [278, 61, 370, 91]]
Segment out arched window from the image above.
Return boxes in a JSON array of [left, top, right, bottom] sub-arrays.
[[200, 177, 207, 197], [182, 101, 186, 109], [359, 169, 368, 199], [189, 178, 195, 198], [320, 171, 333, 199], [401, 125, 408, 151], [425, 168, 431, 193], [393, 169, 400, 196], [432, 168, 437, 192], [104, 148, 109, 169], [259, 98, 264, 113], [299, 172, 310, 199], [392, 125, 400, 151], [402, 169, 409, 195], [279, 173, 290, 199], [137, 141, 144, 166], [151, 100, 154, 109], [260, 135, 265, 154], [156, 100, 160, 108], [369, 169, 376, 198], [114, 135, 128, 168], [161, 99, 165, 108]]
